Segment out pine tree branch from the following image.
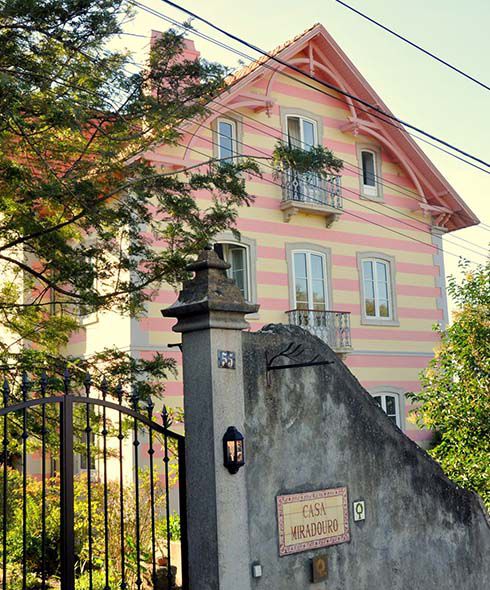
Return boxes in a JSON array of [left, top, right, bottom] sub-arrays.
[[0, 156, 267, 253]]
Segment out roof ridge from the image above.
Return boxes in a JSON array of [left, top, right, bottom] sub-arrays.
[[224, 22, 322, 86]]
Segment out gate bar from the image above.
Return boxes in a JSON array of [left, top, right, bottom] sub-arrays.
[[178, 437, 189, 590], [60, 396, 75, 590]]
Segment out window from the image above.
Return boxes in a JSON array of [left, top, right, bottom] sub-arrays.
[[357, 252, 398, 326], [373, 393, 401, 427], [286, 115, 317, 150], [79, 431, 96, 472], [79, 254, 98, 324], [217, 118, 237, 162], [358, 146, 383, 200], [362, 258, 392, 319], [214, 242, 250, 301], [285, 116, 321, 201], [361, 150, 377, 194], [293, 251, 328, 310]]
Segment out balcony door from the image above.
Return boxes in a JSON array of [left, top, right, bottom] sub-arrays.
[[285, 116, 325, 204], [286, 116, 317, 150], [293, 251, 329, 310], [293, 251, 332, 340]]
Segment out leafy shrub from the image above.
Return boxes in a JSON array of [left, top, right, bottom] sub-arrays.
[[0, 465, 179, 588]]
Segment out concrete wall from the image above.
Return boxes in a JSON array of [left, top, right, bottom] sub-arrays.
[[242, 324, 489, 590]]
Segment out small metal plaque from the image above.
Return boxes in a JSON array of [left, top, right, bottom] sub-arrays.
[[311, 554, 328, 583], [277, 487, 350, 556], [353, 500, 366, 522], [218, 350, 236, 369]]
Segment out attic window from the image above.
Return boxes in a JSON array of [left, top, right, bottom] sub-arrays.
[[217, 118, 238, 162], [214, 242, 250, 301], [286, 116, 317, 150], [373, 393, 401, 427], [361, 150, 378, 196]]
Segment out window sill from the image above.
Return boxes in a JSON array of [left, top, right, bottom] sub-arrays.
[[246, 311, 260, 321], [359, 192, 384, 203], [280, 200, 342, 227], [360, 317, 400, 327], [79, 312, 98, 326]]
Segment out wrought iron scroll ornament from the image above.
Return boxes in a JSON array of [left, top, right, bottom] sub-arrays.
[[265, 342, 334, 386]]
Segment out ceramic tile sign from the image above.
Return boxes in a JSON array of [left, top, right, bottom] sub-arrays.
[[277, 487, 350, 556]]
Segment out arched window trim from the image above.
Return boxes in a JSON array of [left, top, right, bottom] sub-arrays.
[[280, 107, 324, 148], [213, 232, 257, 308], [285, 114, 319, 149], [286, 243, 333, 311], [356, 143, 383, 202], [369, 386, 405, 430], [211, 116, 243, 162]]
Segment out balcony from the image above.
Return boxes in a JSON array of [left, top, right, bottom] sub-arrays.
[[286, 309, 352, 354], [280, 170, 343, 227]]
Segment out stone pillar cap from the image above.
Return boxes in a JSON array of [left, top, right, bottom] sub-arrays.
[[162, 246, 259, 332]]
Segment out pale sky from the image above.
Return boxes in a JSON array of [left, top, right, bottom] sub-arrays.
[[114, 0, 490, 308]]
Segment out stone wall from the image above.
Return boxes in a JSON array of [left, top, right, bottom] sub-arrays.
[[242, 324, 489, 589]]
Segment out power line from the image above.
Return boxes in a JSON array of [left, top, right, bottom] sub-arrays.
[[133, 0, 490, 177], [190, 94, 482, 243], [157, 0, 490, 170], [195, 99, 486, 255], [117, 31, 148, 38], [5, 6, 487, 250], [128, 3, 488, 236], [100, 20, 490, 233], [335, 0, 490, 92], [171, 124, 486, 265], [8, 52, 487, 250]]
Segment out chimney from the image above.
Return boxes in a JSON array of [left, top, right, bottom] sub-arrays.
[[150, 29, 201, 62]]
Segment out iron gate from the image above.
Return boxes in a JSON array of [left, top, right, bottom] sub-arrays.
[[0, 371, 188, 590]]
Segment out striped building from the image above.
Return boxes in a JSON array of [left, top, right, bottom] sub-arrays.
[[69, 24, 477, 447]]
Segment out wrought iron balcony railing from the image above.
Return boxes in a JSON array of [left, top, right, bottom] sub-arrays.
[[286, 309, 352, 352], [282, 170, 342, 208]]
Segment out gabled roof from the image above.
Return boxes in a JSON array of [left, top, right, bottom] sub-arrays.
[[219, 23, 479, 232], [225, 23, 321, 86]]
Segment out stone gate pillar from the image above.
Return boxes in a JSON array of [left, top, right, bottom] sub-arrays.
[[162, 246, 258, 590]]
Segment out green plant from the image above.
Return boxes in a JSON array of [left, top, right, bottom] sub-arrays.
[[157, 513, 181, 542], [408, 258, 490, 508], [0, 464, 179, 587]]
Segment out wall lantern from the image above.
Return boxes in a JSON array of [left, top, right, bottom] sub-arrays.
[[223, 426, 245, 474]]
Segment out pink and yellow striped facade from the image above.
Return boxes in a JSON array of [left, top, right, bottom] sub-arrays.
[[72, 24, 477, 446]]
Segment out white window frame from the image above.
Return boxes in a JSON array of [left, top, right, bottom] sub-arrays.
[[285, 115, 318, 151], [362, 258, 392, 320], [79, 253, 98, 326], [357, 252, 400, 326], [214, 240, 251, 302], [357, 252, 399, 326], [371, 389, 403, 429], [361, 150, 378, 196], [286, 243, 333, 312], [357, 144, 383, 201], [216, 117, 238, 162], [76, 430, 97, 476], [214, 233, 257, 310], [292, 250, 329, 310]]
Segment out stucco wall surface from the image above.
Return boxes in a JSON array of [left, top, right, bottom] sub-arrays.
[[242, 324, 489, 590]]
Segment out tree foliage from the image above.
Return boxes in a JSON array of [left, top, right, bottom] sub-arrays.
[[1, 467, 179, 589], [409, 258, 490, 508], [0, 1, 342, 391]]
